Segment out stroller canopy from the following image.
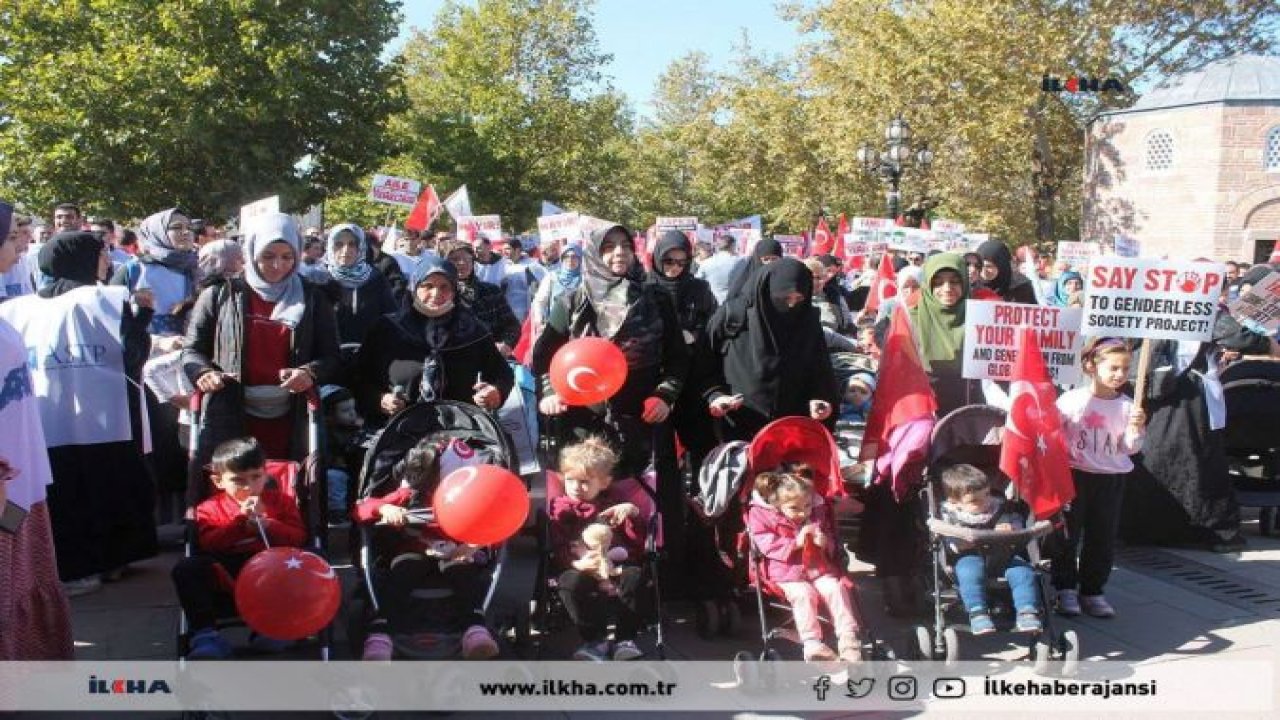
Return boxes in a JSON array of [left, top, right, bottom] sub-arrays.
[[748, 416, 845, 497]]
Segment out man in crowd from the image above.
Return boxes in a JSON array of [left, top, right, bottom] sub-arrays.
[[694, 233, 746, 303]]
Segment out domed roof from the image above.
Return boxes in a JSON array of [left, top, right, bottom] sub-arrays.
[[1123, 54, 1280, 113]]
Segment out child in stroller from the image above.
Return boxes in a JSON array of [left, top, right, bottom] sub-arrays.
[[548, 436, 650, 662], [353, 436, 501, 661], [937, 463, 1042, 635]]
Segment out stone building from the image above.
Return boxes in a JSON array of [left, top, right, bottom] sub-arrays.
[[1084, 54, 1280, 264]]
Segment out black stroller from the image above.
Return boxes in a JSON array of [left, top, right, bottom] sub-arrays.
[[915, 404, 1079, 674], [346, 400, 530, 659], [1220, 360, 1280, 535]]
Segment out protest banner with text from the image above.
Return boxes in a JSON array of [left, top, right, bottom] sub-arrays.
[[368, 174, 421, 207], [1056, 241, 1100, 270], [536, 212, 581, 247], [456, 214, 503, 243], [1228, 270, 1280, 335], [1081, 257, 1225, 341], [239, 195, 280, 231], [774, 234, 806, 258], [963, 301, 1084, 385]]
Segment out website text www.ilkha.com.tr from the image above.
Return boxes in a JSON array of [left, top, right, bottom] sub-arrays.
[[478, 678, 678, 698]]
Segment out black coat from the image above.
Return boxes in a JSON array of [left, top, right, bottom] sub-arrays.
[[319, 269, 398, 346]]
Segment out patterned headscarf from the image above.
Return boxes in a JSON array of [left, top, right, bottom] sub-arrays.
[[138, 208, 198, 274], [325, 223, 375, 289]]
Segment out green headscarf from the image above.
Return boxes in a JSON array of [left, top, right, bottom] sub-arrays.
[[909, 252, 969, 370]]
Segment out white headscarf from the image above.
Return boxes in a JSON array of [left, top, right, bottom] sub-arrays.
[[243, 213, 306, 328]]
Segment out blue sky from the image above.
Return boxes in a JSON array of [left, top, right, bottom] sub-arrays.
[[391, 1, 803, 114]]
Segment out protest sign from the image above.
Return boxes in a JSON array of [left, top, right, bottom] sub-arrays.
[[965, 232, 990, 249], [714, 215, 762, 232], [536, 212, 581, 246], [656, 216, 698, 232], [729, 228, 762, 256], [773, 234, 806, 258], [888, 228, 931, 254], [1056, 241, 1101, 270], [239, 195, 279, 231], [1228, 271, 1280, 335], [456, 215, 503, 243], [1113, 234, 1141, 258], [1081, 257, 1225, 341], [368, 174, 421, 207], [841, 232, 869, 259], [962, 301, 1084, 385]]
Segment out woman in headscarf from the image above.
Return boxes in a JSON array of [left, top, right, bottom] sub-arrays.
[[975, 239, 1038, 304], [8, 231, 157, 594], [195, 240, 244, 289], [443, 241, 522, 356], [532, 225, 689, 478], [319, 224, 397, 346], [111, 207, 199, 340], [707, 257, 839, 441], [0, 202, 73, 654], [1049, 270, 1084, 308], [354, 255, 513, 428], [724, 238, 783, 308], [910, 252, 979, 415], [181, 213, 341, 506], [530, 244, 582, 345]]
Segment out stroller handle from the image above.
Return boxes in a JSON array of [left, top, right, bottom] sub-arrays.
[[188, 385, 323, 413], [926, 518, 1054, 547]]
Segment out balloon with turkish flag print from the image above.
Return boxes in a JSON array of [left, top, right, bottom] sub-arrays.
[[549, 337, 627, 405], [999, 327, 1075, 519], [234, 548, 341, 640], [433, 464, 529, 545]]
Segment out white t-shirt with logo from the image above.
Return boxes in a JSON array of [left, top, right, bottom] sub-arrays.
[[1056, 388, 1144, 475]]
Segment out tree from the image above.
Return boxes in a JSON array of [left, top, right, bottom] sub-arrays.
[[0, 0, 405, 221], [389, 0, 631, 232]]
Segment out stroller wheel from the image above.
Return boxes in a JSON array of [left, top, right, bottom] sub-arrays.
[[719, 599, 742, 637], [1060, 630, 1080, 677], [1032, 635, 1054, 676], [942, 627, 960, 666], [695, 600, 721, 639], [732, 650, 757, 690], [914, 625, 933, 660]]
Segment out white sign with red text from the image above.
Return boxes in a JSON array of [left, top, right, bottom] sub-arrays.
[[1056, 241, 1101, 270], [238, 195, 280, 231], [368, 174, 422, 207], [536, 212, 581, 247], [456, 215, 503, 243], [656, 216, 698, 232], [889, 228, 932, 254], [774, 234, 806, 258], [1081, 257, 1225, 341], [963, 301, 1084, 385]]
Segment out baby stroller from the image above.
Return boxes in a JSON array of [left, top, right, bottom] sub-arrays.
[[346, 399, 527, 659], [176, 389, 332, 659], [915, 404, 1078, 673], [531, 466, 667, 659], [719, 417, 892, 666], [1220, 360, 1280, 535]]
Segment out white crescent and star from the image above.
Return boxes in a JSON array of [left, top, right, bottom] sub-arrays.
[[284, 556, 303, 570], [442, 466, 478, 505], [565, 366, 601, 394]]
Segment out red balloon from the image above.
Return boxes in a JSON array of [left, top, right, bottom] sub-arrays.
[[433, 464, 529, 546], [234, 548, 341, 641], [549, 337, 627, 405]]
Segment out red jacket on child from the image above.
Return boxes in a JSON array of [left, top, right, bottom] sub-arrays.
[[745, 492, 840, 584], [549, 485, 647, 573], [195, 489, 307, 555]]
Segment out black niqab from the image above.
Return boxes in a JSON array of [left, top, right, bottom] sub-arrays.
[[38, 231, 104, 298]]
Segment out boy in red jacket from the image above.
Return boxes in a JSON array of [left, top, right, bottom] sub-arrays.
[[172, 437, 306, 659]]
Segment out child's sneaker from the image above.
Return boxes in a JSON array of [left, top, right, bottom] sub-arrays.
[[802, 640, 838, 662], [187, 629, 232, 660], [1055, 589, 1081, 616], [1080, 594, 1116, 618], [837, 634, 863, 664], [612, 639, 643, 661], [362, 632, 393, 661], [572, 640, 611, 662], [461, 625, 500, 660], [968, 611, 996, 636], [1015, 610, 1043, 633], [61, 575, 102, 598], [249, 632, 294, 654]]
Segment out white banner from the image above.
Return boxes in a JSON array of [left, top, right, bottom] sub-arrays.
[[1081, 257, 1225, 341], [656, 216, 698, 232], [1057, 241, 1101, 270], [443, 185, 472, 220], [1228, 270, 1280, 335], [239, 195, 279, 231], [728, 228, 761, 256], [962, 301, 1084, 385], [536, 212, 581, 247], [457, 215, 503, 243], [773, 234, 806, 258], [965, 232, 991, 249], [368, 174, 421, 207], [888, 228, 931, 254], [0, 287, 132, 448]]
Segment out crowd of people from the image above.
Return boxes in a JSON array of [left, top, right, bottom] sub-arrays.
[[0, 197, 1277, 664]]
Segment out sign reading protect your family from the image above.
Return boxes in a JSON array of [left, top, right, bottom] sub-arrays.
[[962, 301, 1084, 385], [1081, 257, 1225, 342]]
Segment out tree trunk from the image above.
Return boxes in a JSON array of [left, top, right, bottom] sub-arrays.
[[1028, 101, 1057, 246]]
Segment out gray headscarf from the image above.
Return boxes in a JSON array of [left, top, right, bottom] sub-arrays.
[[581, 224, 641, 338], [138, 207, 198, 273], [243, 213, 306, 329], [197, 239, 244, 283]]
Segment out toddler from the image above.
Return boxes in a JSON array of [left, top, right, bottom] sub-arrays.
[[549, 436, 648, 662], [353, 437, 499, 661], [839, 371, 875, 424], [938, 463, 1041, 635], [1053, 337, 1146, 618], [172, 437, 307, 659], [321, 384, 367, 525], [746, 470, 861, 663]]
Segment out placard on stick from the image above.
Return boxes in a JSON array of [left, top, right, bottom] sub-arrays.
[[368, 174, 421, 207], [1228, 270, 1280, 335], [962, 301, 1084, 385], [1056, 241, 1100, 270], [1081, 257, 1225, 341]]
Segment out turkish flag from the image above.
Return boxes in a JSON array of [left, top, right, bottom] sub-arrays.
[[862, 251, 898, 315], [833, 213, 849, 260], [811, 217, 834, 256], [920, 217, 931, 231], [859, 304, 937, 462], [512, 314, 533, 366], [405, 185, 441, 232], [999, 327, 1075, 519]]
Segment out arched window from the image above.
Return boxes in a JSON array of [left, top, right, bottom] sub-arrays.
[[1145, 130, 1175, 171], [1266, 126, 1280, 171]]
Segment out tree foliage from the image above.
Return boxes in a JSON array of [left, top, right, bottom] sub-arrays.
[[0, 0, 405, 221]]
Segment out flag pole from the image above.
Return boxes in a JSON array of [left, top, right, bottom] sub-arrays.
[[1132, 338, 1153, 408]]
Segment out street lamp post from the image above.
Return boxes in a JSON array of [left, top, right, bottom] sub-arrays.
[[857, 113, 934, 221]]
